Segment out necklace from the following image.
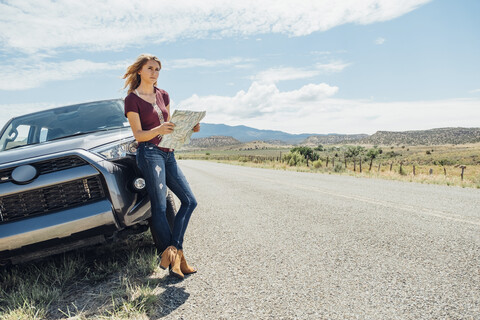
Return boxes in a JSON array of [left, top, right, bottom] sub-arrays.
[[135, 88, 156, 106], [138, 90, 154, 95], [136, 85, 155, 95]]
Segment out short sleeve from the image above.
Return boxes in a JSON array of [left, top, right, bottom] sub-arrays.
[[162, 91, 170, 106], [156, 88, 169, 107], [124, 94, 139, 117]]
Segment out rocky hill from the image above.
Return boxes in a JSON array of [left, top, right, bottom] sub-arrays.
[[360, 127, 480, 145], [185, 126, 480, 148], [184, 136, 241, 149], [302, 134, 368, 145]]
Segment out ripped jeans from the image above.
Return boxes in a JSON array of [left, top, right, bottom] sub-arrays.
[[136, 142, 197, 252]]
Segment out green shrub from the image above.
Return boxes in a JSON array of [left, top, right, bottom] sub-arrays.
[[334, 163, 344, 172], [312, 160, 323, 168], [314, 145, 324, 152], [282, 152, 305, 166], [289, 147, 319, 161]]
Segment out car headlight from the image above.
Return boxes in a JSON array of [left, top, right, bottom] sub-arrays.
[[91, 138, 138, 160]]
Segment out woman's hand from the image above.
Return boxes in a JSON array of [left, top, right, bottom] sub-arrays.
[[193, 123, 200, 132], [158, 122, 175, 135]]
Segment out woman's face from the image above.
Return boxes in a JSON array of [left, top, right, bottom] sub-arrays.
[[138, 59, 161, 85]]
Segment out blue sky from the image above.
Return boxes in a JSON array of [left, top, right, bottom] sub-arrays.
[[0, 0, 479, 134]]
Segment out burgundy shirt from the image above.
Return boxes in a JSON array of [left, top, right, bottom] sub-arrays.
[[124, 87, 170, 146]]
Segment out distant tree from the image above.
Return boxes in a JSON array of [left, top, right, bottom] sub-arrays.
[[314, 145, 324, 152], [344, 146, 365, 158], [386, 151, 401, 158], [283, 151, 305, 166], [366, 148, 380, 171], [290, 146, 319, 161]]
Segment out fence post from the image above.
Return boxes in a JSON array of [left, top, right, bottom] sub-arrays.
[[460, 166, 466, 181], [377, 163, 381, 172], [413, 165, 416, 176], [353, 159, 356, 172], [390, 162, 393, 171], [332, 157, 335, 168], [344, 158, 347, 168], [326, 157, 329, 167], [359, 158, 362, 173]]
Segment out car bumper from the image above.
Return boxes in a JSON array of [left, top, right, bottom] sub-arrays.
[[0, 199, 116, 251]]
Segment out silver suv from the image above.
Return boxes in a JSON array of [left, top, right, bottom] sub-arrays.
[[0, 99, 174, 265]]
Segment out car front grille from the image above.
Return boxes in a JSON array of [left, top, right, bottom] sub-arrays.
[[0, 176, 105, 223], [0, 156, 88, 184]]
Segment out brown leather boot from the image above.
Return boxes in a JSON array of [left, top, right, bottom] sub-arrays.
[[178, 250, 197, 275], [160, 246, 177, 270], [169, 251, 184, 279]]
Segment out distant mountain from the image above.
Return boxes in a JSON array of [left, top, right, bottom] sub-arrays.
[[302, 134, 368, 145], [185, 136, 241, 149], [360, 127, 480, 145], [196, 123, 346, 144], [194, 124, 480, 146]]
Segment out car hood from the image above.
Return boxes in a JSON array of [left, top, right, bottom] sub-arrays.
[[0, 128, 134, 165]]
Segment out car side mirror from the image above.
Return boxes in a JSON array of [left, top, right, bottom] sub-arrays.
[[7, 129, 18, 141]]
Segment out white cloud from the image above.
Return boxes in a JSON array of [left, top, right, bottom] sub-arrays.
[[165, 57, 255, 70], [469, 89, 480, 94], [375, 37, 386, 44], [253, 61, 350, 83], [178, 81, 339, 120], [315, 62, 351, 73], [177, 81, 480, 134], [0, 59, 127, 90], [311, 51, 332, 55], [253, 68, 321, 83], [0, 57, 254, 90], [0, 0, 431, 54]]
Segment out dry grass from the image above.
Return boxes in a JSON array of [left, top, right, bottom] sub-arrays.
[[0, 233, 188, 320]]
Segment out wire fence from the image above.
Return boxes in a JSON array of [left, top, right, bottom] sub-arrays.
[[177, 153, 474, 182]]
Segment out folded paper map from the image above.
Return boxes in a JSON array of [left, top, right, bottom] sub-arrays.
[[158, 110, 206, 150]]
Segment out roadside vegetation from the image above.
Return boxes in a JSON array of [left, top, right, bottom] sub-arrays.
[[0, 233, 185, 319], [177, 143, 480, 188]]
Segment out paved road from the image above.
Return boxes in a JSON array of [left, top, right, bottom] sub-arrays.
[[164, 160, 480, 319]]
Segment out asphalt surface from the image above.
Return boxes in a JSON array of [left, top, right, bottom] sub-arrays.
[[160, 160, 480, 319]]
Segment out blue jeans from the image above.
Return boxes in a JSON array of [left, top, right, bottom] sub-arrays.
[[136, 142, 197, 252]]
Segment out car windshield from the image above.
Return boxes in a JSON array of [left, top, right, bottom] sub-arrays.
[[0, 100, 128, 151]]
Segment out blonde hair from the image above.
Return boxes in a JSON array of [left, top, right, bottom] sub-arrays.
[[123, 54, 162, 94]]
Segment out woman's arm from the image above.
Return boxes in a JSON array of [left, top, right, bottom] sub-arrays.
[[126, 111, 175, 142]]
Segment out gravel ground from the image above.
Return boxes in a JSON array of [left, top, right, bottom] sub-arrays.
[[156, 160, 480, 319]]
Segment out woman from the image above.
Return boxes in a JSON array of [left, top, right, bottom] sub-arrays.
[[123, 54, 200, 279]]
